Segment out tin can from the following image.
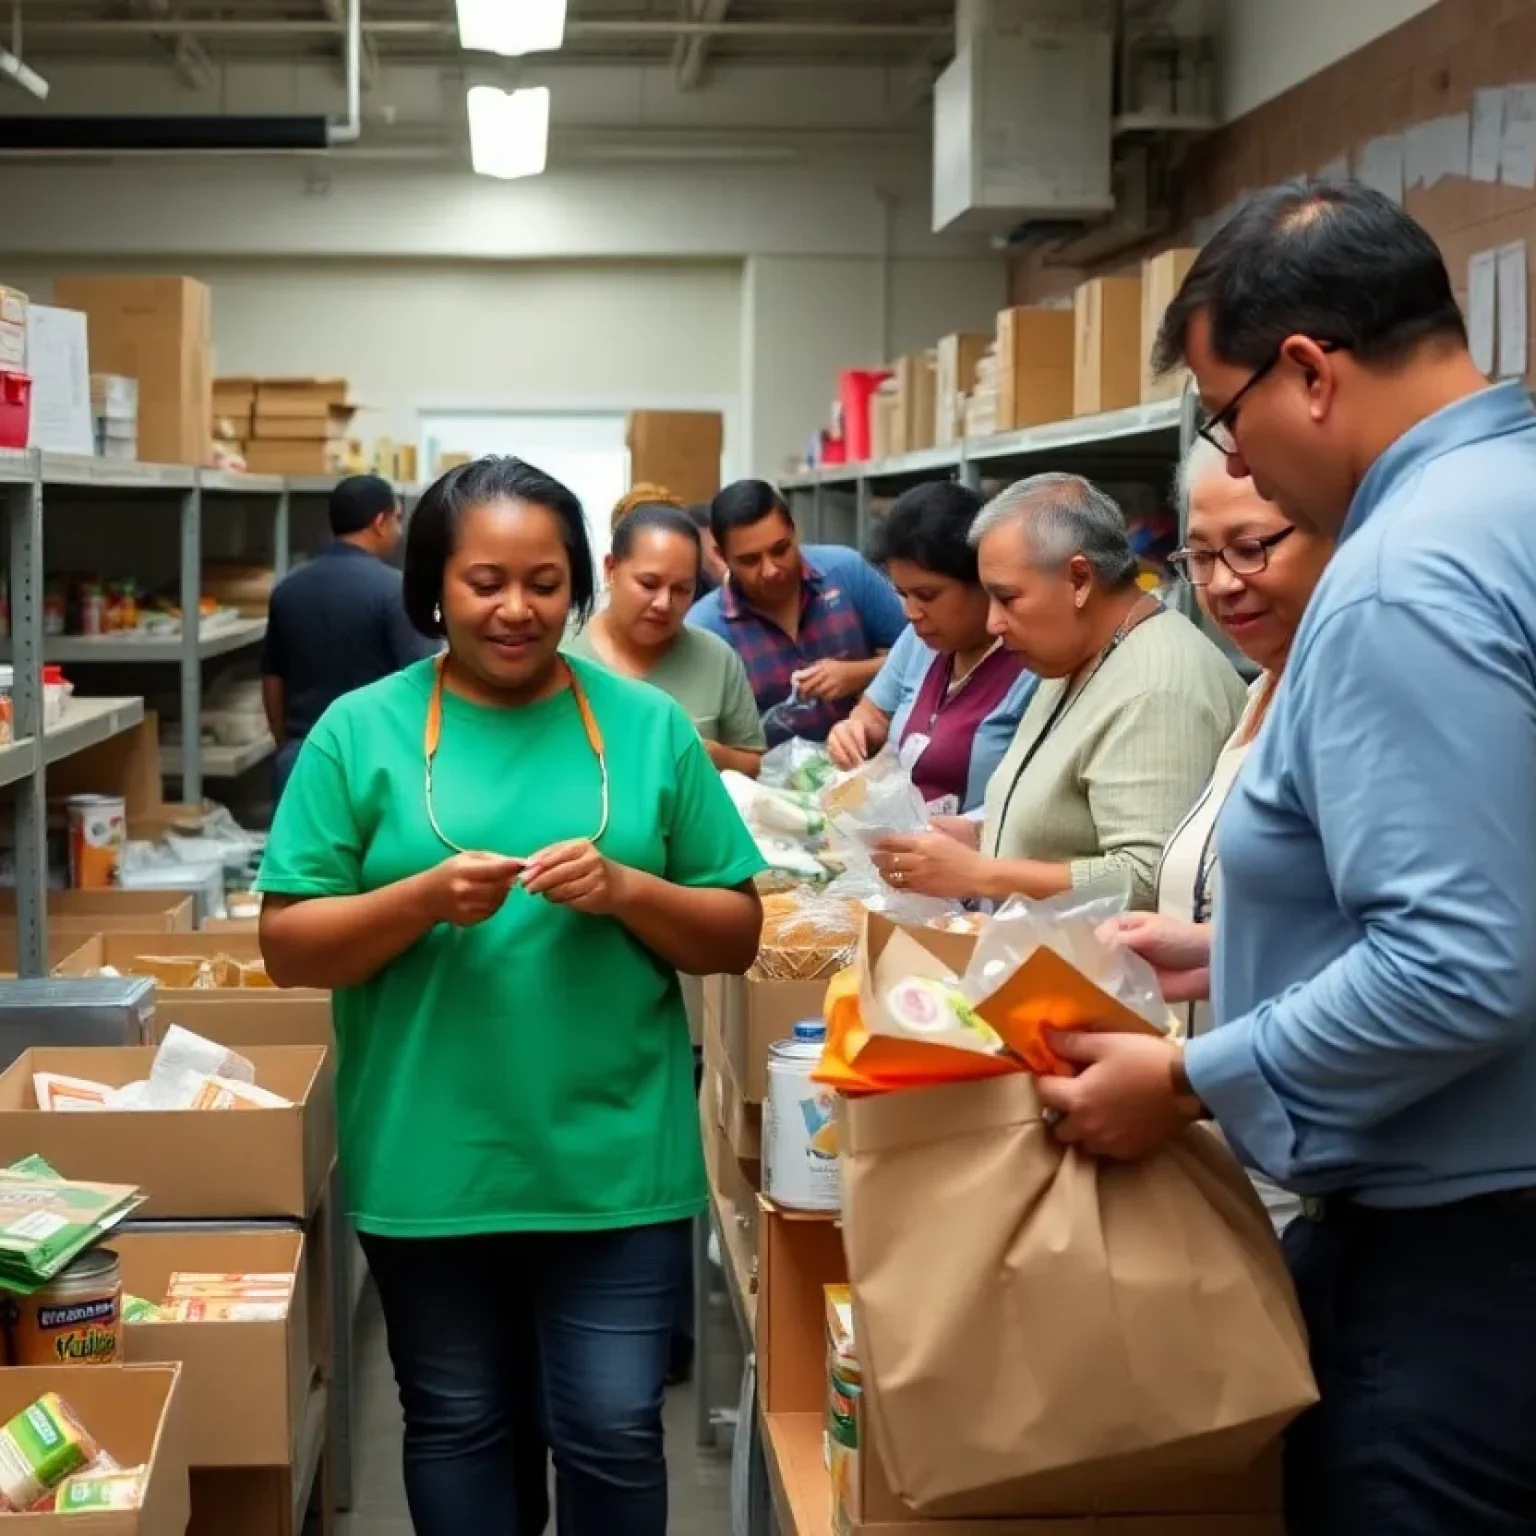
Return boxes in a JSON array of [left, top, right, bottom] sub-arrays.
[[5, 1247, 122, 1366], [764, 1020, 841, 1212], [78, 583, 103, 638], [66, 794, 125, 889]]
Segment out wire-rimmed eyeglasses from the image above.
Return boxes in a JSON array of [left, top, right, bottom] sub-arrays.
[[1168, 527, 1295, 586], [1196, 340, 1343, 454]]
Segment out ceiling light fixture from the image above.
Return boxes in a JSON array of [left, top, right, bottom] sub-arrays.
[[467, 85, 550, 180], [456, 0, 567, 56]]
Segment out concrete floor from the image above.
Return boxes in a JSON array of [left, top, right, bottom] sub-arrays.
[[338, 1280, 742, 1536]]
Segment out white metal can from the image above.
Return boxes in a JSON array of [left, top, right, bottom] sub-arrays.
[[764, 1021, 841, 1212]]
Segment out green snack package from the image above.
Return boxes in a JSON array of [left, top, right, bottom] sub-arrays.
[[0, 1393, 94, 1511]]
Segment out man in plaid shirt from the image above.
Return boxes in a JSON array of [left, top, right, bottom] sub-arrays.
[[689, 480, 907, 745]]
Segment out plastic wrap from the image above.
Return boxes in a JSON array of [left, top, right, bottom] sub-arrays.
[[750, 889, 863, 981], [823, 751, 929, 850], [759, 736, 838, 794], [961, 885, 1166, 1028], [822, 845, 960, 930]]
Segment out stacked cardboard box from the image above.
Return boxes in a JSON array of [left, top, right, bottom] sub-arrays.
[[934, 334, 991, 448], [244, 378, 357, 477], [211, 376, 255, 444], [994, 306, 1074, 430], [0, 283, 26, 373], [92, 373, 139, 460], [1141, 247, 1201, 403], [870, 381, 899, 461], [0, 285, 28, 451], [626, 410, 723, 504], [962, 346, 999, 439], [52, 276, 212, 465], [890, 353, 936, 455], [1073, 274, 1144, 416]]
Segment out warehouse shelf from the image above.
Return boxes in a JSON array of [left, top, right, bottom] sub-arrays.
[[38, 452, 197, 491], [780, 397, 1184, 491], [0, 738, 38, 788], [763, 1413, 829, 1536], [160, 730, 274, 781], [0, 616, 268, 666], [0, 449, 32, 485], [292, 1382, 330, 1533], [199, 468, 286, 495], [43, 695, 145, 764]]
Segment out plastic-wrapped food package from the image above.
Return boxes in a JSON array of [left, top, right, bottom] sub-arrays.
[[823, 751, 929, 851], [759, 736, 838, 794], [751, 890, 863, 982]]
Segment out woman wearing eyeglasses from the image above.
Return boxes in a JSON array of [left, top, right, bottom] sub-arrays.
[[1103, 437, 1332, 1229], [254, 456, 765, 1536]]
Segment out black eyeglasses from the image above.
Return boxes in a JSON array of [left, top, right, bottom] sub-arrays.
[[1196, 341, 1343, 454], [1168, 527, 1295, 586]]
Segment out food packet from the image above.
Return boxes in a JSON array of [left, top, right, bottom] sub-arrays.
[[721, 771, 827, 845], [752, 891, 862, 982], [165, 1271, 295, 1299], [823, 751, 929, 851], [184, 1075, 291, 1111], [29, 1451, 120, 1512], [961, 883, 1172, 1075], [0, 1394, 97, 1512], [161, 1297, 289, 1322], [760, 736, 837, 794], [33, 1073, 115, 1113], [143, 1026, 256, 1110], [121, 1294, 166, 1324], [54, 1464, 145, 1513]]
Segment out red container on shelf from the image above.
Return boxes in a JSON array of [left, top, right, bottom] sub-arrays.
[[837, 368, 892, 463], [819, 430, 848, 467], [0, 372, 30, 450]]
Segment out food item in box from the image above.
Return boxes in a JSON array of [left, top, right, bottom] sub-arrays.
[[66, 794, 126, 890], [159, 1268, 295, 1321], [8, 1245, 122, 1366], [884, 977, 1000, 1047], [0, 1166, 143, 1293], [164, 1270, 294, 1298], [183, 1075, 292, 1111], [825, 1283, 861, 1527], [121, 1293, 166, 1324], [54, 1462, 144, 1512], [765, 1022, 840, 1212], [750, 892, 862, 983], [161, 1295, 289, 1322], [32, 1074, 115, 1113], [0, 1393, 96, 1511], [145, 1024, 254, 1108], [27, 1449, 119, 1512]]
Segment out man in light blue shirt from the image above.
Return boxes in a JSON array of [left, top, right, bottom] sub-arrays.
[[1033, 182, 1536, 1534]]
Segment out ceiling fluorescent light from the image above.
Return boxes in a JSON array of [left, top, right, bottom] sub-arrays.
[[468, 85, 550, 180], [457, 0, 566, 56]]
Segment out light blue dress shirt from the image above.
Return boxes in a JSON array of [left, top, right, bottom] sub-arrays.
[[1187, 381, 1536, 1208], [865, 626, 1038, 813]]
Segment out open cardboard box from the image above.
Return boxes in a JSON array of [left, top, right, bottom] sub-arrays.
[[0, 1363, 189, 1534], [0, 892, 194, 933], [0, 932, 108, 978], [118, 1228, 314, 1468], [56, 931, 326, 1009], [757, 1203, 1283, 1535], [0, 1044, 335, 1219], [150, 995, 333, 1051]]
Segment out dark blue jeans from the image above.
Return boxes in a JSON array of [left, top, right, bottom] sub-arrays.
[[360, 1221, 689, 1536], [1282, 1192, 1536, 1535]]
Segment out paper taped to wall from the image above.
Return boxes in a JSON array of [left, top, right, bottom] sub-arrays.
[[1357, 134, 1404, 203], [1472, 88, 1505, 183], [1469, 250, 1497, 377], [1497, 241, 1528, 380], [1501, 84, 1536, 190]]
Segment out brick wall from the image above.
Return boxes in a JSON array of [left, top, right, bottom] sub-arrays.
[[1008, 0, 1536, 371]]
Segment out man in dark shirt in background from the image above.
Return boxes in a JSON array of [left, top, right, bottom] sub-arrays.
[[261, 474, 434, 801]]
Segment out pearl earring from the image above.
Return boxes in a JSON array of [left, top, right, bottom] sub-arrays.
[[433, 602, 442, 625]]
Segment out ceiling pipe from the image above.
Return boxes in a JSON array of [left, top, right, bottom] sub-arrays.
[[12, 18, 952, 42], [326, 0, 359, 145]]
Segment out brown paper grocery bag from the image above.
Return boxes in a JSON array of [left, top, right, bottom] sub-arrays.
[[839, 1072, 1317, 1517]]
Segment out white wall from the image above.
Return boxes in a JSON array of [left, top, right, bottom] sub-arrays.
[[1220, 0, 1440, 120]]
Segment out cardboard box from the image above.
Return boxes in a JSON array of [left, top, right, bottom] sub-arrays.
[[119, 1228, 313, 1467], [626, 411, 723, 505], [0, 1363, 190, 1534], [250, 405, 356, 443], [52, 276, 212, 466], [0, 284, 27, 371], [935, 334, 991, 448], [757, 1203, 1283, 1534], [718, 1048, 763, 1163], [0, 1043, 335, 1218], [964, 386, 998, 440], [1141, 247, 1200, 404], [1073, 275, 1143, 417], [891, 353, 937, 454], [151, 995, 334, 1052], [870, 388, 898, 462], [0, 891, 193, 932], [254, 378, 349, 416], [0, 931, 106, 978], [723, 974, 833, 1104], [241, 440, 350, 476], [699, 1065, 759, 1322], [996, 307, 1074, 430]]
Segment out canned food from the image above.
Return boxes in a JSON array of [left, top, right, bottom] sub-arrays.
[[764, 1020, 840, 1212], [66, 794, 125, 889], [5, 1247, 122, 1367]]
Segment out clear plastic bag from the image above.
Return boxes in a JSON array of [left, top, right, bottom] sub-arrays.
[[759, 734, 838, 793], [824, 750, 929, 851], [959, 878, 1167, 1029], [823, 844, 960, 929], [721, 769, 827, 846]]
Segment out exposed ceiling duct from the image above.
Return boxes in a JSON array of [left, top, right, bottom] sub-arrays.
[[0, 0, 360, 152]]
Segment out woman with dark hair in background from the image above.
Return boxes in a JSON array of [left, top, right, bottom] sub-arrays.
[[828, 480, 1036, 814], [568, 502, 765, 778], [255, 455, 764, 1536]]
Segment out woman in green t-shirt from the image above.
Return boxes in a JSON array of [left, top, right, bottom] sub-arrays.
[[567, 502, 766, 777], [256, 456, 765, 1536]]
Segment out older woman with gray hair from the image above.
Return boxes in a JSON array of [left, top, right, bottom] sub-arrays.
[[874, 471, 1245, 908]]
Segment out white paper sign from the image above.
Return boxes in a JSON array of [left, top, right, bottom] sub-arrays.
[[1501, 84, 1536, 189], [24, 306, 93, 456], [1434, 113, 1471, 184], [1469, 250, 1497, 376], [1497, 240, 1528, 379], [1472, 88, 1505, 182], [1357, 135, 1405, 203]]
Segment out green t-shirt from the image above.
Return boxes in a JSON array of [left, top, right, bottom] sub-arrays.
[[256, 655, 764, 1237], [564, 623, 766, 753]]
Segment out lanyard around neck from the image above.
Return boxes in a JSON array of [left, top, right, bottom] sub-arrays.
[[423, 652, 610, 853]]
